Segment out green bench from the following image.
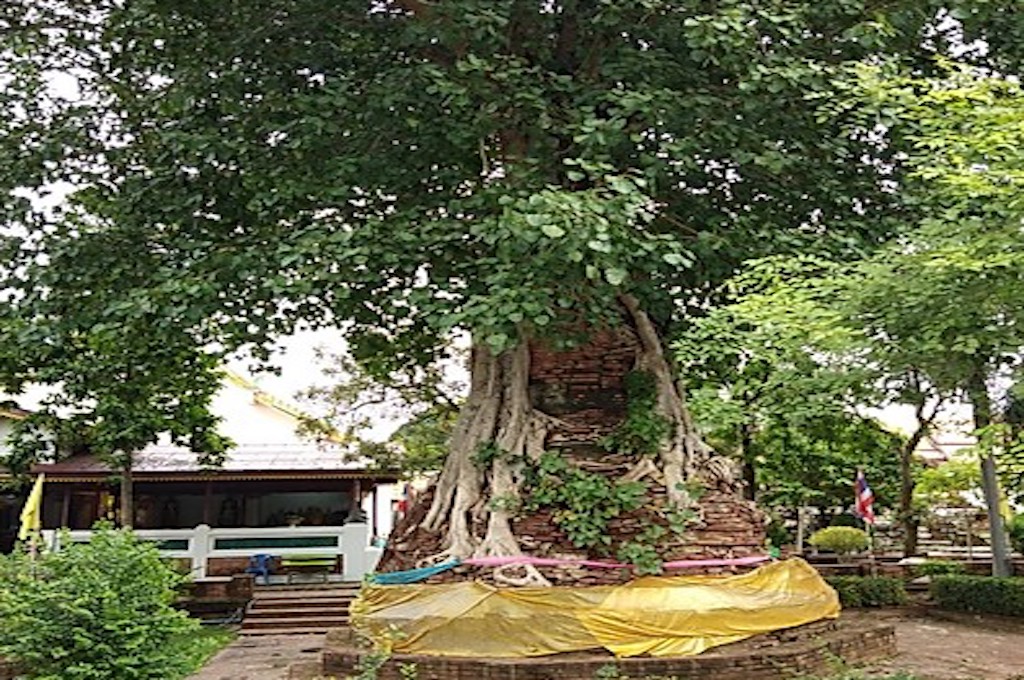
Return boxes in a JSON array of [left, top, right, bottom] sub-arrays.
[[280, 554, 340, 584]]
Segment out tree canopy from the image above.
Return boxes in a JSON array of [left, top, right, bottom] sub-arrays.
[[5, 1, 1016, 455]]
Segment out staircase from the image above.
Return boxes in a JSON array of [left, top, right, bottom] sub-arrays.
[[240, 583, 360, 636]]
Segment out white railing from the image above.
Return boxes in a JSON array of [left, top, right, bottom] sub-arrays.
[[42, 523, 382, 581]]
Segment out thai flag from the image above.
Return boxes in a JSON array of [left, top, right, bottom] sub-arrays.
[[854, 470, 876, 526]]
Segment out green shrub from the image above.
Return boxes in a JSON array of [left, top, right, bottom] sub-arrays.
[[931, 575, 1024, 617], [1008, 514, 1024, 554], [826, 576, 908, 607], [0, 525, 202, 679], [766, 516, 792, 548], [909, 560, 965, 578], [808, 526, 870, 555]]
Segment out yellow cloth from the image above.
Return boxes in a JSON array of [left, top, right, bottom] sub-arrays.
[[17, 474, 45, 541], [352, 558, 839, 658]]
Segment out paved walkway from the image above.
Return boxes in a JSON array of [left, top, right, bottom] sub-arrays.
[[859, 609, 1024, 679], [190, 610, 1024, 680], [189, 633, 324, 680]]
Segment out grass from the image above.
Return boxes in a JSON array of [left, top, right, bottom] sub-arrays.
[[177, 626, 236, 677]]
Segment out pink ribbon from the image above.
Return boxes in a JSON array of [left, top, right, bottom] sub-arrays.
[[461, 555, 769, 570]]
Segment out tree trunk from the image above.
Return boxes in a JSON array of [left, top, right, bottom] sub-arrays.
[[739, 421, 756, 501], [420, 341, 554, 585], [397, 298, 745, 584], [899, 434, 921, 558], [119, 466, 134, 530], [967, 371, 1012, 577]]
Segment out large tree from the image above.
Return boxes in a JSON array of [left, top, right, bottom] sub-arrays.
[[2, 1, 1022, 577]]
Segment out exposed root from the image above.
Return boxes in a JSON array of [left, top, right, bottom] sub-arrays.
[[416, 548, 463, 570], [418, 339, 554, 579], [493, 562, 551, 587], [621, 293, 712, 506], [698, 454, 740, 491], [474, 343, 552, 586], [622, 457, 660, 483], [424, 343, 497, 552], [402, 297, 721, 582]]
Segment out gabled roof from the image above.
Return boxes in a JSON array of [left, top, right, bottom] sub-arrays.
[[3, 372, 397, 483], [32, 444, 398, 482]]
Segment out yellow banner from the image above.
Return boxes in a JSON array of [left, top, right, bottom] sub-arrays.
[[18, 474, 45, 541], [352, 558, 839, 658]]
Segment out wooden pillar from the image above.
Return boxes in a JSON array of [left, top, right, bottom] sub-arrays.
[[347, 479, 363, 522], [60, 486, 72, 528], [371, 483, 379, 539], [202, 479, 213, 526]]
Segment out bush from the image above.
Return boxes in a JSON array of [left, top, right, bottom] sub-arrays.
[[909, 560, 965, 578], [826, 576, 908, 607], [0, 525, 202, 679], [766, 516, 792, 548], [808, 526, 870, 555], [1008, 514, 1024, 554], [931, 575, 1024, 617]]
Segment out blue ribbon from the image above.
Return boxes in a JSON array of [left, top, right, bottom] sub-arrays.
[[369, 559, 461, 585]]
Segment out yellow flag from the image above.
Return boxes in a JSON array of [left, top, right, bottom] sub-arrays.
[[17, 473, 45, 541]]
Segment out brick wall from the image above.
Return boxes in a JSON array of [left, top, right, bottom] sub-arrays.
[[529, 329, 638, 449], [186, 573, 255, 600], [206, 556, 251, 577], [323, 623, 896, 680]]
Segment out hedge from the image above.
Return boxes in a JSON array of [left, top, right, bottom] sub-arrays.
[[825, 576, 908, 607], [909, 560, 965, 578], [931, 575, 1024, 617]]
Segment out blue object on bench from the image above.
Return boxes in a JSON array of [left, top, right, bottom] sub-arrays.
[[245, 553, 274, 583]]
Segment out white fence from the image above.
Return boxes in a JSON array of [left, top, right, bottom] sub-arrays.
[[42, 523, 383, 581]]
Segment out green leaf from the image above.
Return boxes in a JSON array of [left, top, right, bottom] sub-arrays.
[[541, 224, 566, 238], [604, 268, 628, 286]]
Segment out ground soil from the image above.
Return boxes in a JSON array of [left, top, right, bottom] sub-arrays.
[[853, 608, 1024, 680], [189, 609, 1024, 680]]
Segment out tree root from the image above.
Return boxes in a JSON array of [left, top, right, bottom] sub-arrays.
[[493, 562, 551, 587], [620, 293, 711, 506], [622, 457, 661, 483], [405, 298, 723, 584], [416, 340, 555, 581]]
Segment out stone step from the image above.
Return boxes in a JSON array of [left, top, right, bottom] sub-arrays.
[[238, 627, 335, 636], [250, 596, 354, 609], [253, 589, 360, 600], [242, 584, 358, 634], [254, 582, 362, 592], [246, 607, 349, 619], [242, 616, 349, 631]]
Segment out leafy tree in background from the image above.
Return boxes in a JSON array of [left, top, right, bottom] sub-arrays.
[[755, 413, 903, 520], [696, 64, 1024, 569], [2, 2, 1023, 574], [914, 455, 981, 510], [831, 65, 1024, 574], [677, 256, 943, 555], [297, 345, 462, 477], [675, 256, 878, 501]]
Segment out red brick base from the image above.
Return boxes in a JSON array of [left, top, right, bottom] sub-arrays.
[[322, 621, 896, 680]]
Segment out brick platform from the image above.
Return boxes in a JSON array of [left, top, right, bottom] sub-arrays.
[[322, 620, 896, 680]]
